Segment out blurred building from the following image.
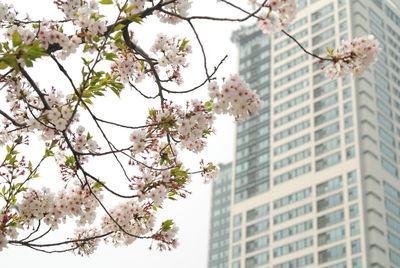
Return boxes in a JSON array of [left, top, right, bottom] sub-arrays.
[[208, 162, 233, 268], [209, 0, 400, 267]]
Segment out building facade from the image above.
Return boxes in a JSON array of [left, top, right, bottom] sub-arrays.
[[209, 0, 400, 267]]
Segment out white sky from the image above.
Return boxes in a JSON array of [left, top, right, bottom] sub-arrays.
[[1, 1, 255, 267]]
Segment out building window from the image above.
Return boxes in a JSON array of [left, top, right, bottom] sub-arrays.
[[318, 209, 344, 229], [318, 243, 346, 264], [273, 237, 313, 258], [245, 251, 269, 268], [232, 245, 241, 258], [317, 192, 343, 212], [247, 204, 269, 222], [350, 220, 360, 236], [246, 219, 269, 237], [246, 235, 269, 254], [233, 214, 242, 227], [349, 204, 359, 218], [318, 225, 345, 246], [351, 239, 361, 254], [316, 175, 342, 196], [316, 152, 341, 171]]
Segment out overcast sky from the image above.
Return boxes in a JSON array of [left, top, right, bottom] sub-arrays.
[[1, 1, 252, 267]]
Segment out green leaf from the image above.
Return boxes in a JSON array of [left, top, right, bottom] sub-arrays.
[[113, 24, 126, 32], [126, 15, 143, 24], [124, 4, 138, 13], [179, 39, 189, 51], [12, 31, 21, 47], [99, 0, 113, 4], [0, 61, 8, 69]]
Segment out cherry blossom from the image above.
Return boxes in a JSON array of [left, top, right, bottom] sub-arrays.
[[319, 35, 381, 79], [208, 75, 263, 122], [0, 0, 380, 256], [252, 0, 297, 33]]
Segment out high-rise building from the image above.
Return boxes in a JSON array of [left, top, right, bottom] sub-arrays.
[[208, 0, 400, 267], [209, 163, 233, 268]]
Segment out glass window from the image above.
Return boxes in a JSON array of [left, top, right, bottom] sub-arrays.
[[316, 175, 342, 196], [316, 152, 341, 171], [346, 146, 355, 159], [274, 106, 310, 127], [313, 28, 335, 46], [246, 235, 269, 254], [233, 229, 242, 242], [345, 116, 353, 129], [274, 120, 310, 141], [274, 79, 309, 101], [318, 209, 344, 229], [318, 225, 345, 246], [315, 136, 340, 156], [312, 15, 334, 33], [352, 257, 362, 268], [315, 108, 339, 126], [350, 220, 360, 236], [390, 249, 400, 266], [378, 113, 394, 132], [245, 251, 269, 268], [273, 237, 313, 257], [317, 192, 343, 212], [318, 244, 346, 264], [375, 85, 390, 103], [273, 163, 311, 185], [273, 204, 313, 225], [315, 122, 340, 141], [314, 93, 338, 112], [312, 3, 334, 21], [387, 215, 400, 234], [379, 127, 395, 146], [274, 149, 311, 170], [274, 188, 312, 209], [343, 87, 351, 99], [274, 134, 310, 156], [314, 80, 337, 98], [381, 158, 398, 177], [388, 232, 400, 250], [351, 239, 361, 254], [247, 204, 269, 222], [246, 219, 269, 237], [349, 204, 359, 218], [347, 170, 356, 184], [273, 254, 314, 268], [273, 220, 313, 241], [345, 131, 354, 144], [232, 245, 241, 258], [232, 261, 241, 268], [233, 214, 242, 227]]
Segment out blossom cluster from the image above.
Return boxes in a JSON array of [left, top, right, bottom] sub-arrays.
[[113, 50, 147, 83], [74, 126, 98, 153], [0, 3, 16, 22], [155, 0, 192, 24], [71, 228, 101, 256], [129, 129, 147, 155], [4, 23, 81, 60], [208, 75, 263, 122], [56, 0, 107, 38], [18, 181, 102, 229], [151, 34, 192, 85], [254, 0, 297, 33], [101, 200, 154, 245], [175, 100, 215, 153], [320, 35, 381, 79]]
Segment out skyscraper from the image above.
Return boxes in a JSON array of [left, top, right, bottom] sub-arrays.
[[208, 0, 400, 267]]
